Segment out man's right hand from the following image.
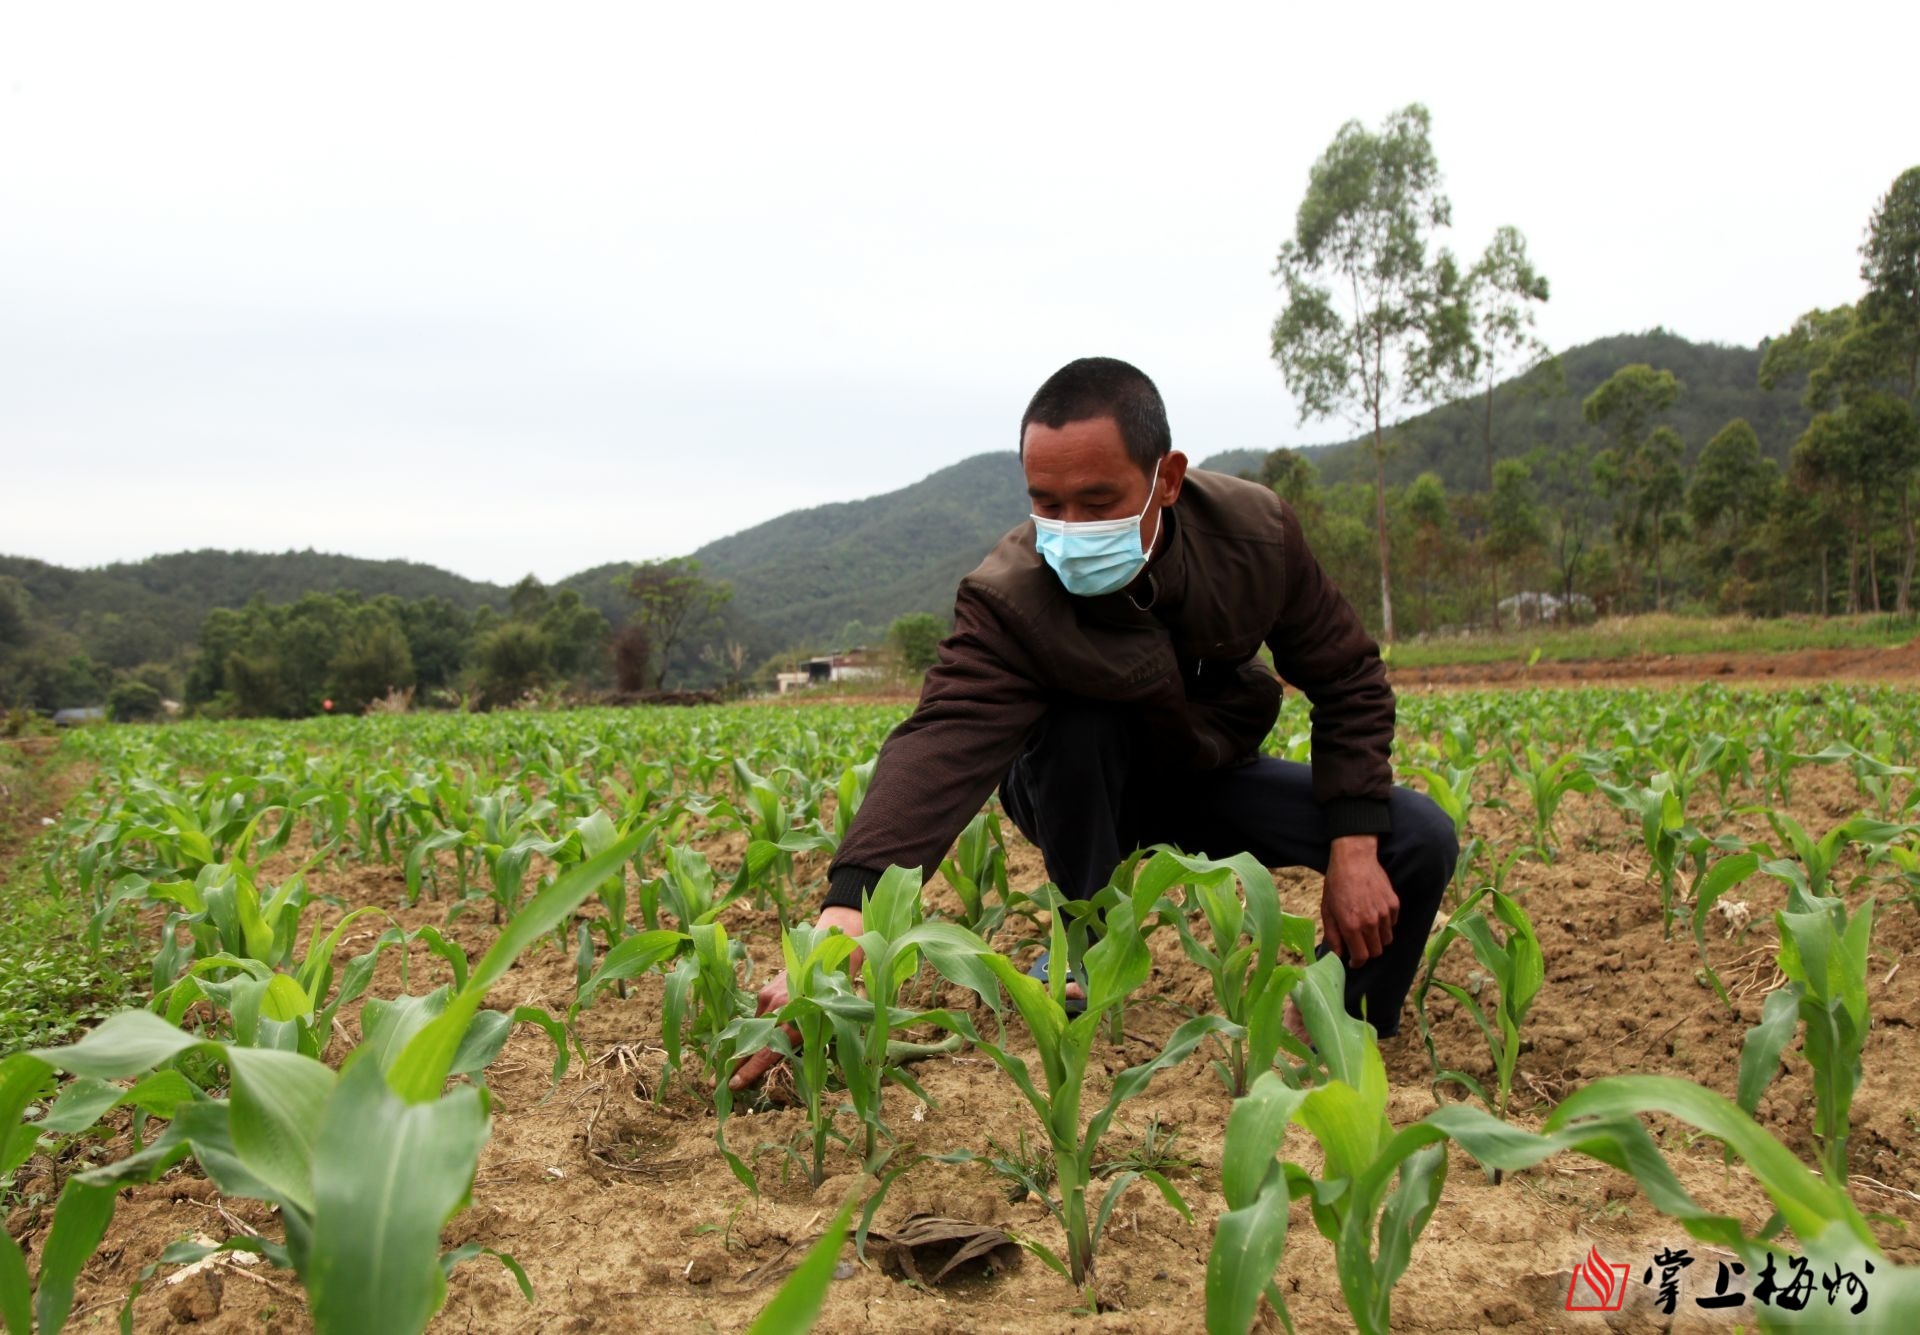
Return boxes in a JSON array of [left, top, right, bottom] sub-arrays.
[[727, 905, 864, 1092]]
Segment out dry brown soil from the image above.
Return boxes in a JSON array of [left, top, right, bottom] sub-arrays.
[[1388, 637, 1920, 690]]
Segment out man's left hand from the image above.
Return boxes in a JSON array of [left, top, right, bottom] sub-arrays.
[[1321, 834, 1398, 967]]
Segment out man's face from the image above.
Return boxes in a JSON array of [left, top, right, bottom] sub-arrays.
[[1022, 416, 1185, 552]]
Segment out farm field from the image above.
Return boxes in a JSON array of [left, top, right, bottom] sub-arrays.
[[4, 682, 1920, 1333]]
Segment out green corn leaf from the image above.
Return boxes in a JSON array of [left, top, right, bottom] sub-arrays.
[[29, 1009, 203, 1080], [226, 1047, 336, 1218], [40, 1070, 197, 1135], [1546, 1074, 1874, 1252], [1737, 983, 1803, 1118], [1, 1054, 57, 1183], [305, 1057, 491, 1335], [0, 1225, 30, 1335], [1360, 1139, 1448, 1332], [979, 956, 1068, 1087], [438, 1244, 534, 1302], [260, 973, 314, 1022], [1205, 1174, 1294, 1335], [1220, 1073, 1306, 1211], [574, 928, 687, 1015], [407, 925, 470, 993], [32, 1179, 118, 1335], [361, 990, 452, 1074], [1292, 952, 1374, 1089]]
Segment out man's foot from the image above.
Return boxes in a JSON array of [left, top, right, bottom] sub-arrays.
[[1025, 949, 1088, 1015]]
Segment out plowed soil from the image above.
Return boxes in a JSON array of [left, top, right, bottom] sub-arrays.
[[1389, 636, 1920, 690], [10, 737, 1920, 1334]]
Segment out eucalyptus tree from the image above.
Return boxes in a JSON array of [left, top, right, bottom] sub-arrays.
[[1269, 103, 1473, 642], [1464, 225, 1555, 492]]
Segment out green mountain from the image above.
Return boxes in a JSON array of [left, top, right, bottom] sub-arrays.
[[1222, 329, 1814, 492], [681, 451, 1031, 648], [0, 549, 505, 672]]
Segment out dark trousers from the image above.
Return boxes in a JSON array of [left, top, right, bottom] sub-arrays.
[[997, 699, 1457, 1038]]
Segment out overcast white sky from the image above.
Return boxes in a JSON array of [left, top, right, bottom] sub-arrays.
[[4, 1, 1915, 584]]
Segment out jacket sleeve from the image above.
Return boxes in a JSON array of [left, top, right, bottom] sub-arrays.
[[823, 585, 1050, 910], [1262, 499, 1397, 839]]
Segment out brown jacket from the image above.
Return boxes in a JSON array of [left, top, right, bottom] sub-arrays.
[[823, 466, 1396, 908]]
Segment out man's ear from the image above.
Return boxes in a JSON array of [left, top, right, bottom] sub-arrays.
[[1158, 450, 1189, 506]]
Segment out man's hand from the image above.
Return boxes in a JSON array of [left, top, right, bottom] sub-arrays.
[[727, 905, 864, 1092], [1320, 834, 1398, 968]]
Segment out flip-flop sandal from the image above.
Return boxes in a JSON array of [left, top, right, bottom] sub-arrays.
[[1025, 948, 1087, 1016]]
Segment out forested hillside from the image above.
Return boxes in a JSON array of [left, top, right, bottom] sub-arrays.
[[1310, 330, 1814, 490], [1194, 331, 1815, 490], [686, 452, 1031, 645], [0, 550, 503, 679]]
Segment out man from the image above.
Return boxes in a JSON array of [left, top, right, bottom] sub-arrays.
[[731, 356, 1456, 1090]]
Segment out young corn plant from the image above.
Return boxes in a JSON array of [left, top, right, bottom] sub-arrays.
[[1737, 894, 1875, 1185], [125, 858, 321, 995], [838, 868, 999, 1165], [728, 871, 995, 1187], [957, 896, 1236, 1304], [1752, 809, 1915, 902], [606, 917, 761, 1128], [1, 831, 643, 1335], [938, 809, 1015, 938], [637, 842, 748, 932], [1412, 887, 1542, 1126], [721, 759, 835, 929], [722, 923, 857, 1190], [1205, 954, 1446, 1335], [1136, 848, 1316, 1095], [1405, 761, 1482, 891], [1502, 745, 1593, 862], [830, 757, 876, 847], [1594, 770, 1728, 940]]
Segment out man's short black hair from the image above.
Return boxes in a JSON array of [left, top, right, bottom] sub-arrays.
[[1019, 357, 1171, 476]]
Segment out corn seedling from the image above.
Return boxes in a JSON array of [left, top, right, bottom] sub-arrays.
[[1138, 848, 1316, 1095], [839, 868, 999, 1163], [654, 920, 757, 1123], [1502, 745, 1593, 861], [1738, 894, 1875, 1184], [1205, 955, 1446, 1335], [955, 897, 1237, 1303], [939, 809, 1014, 938], [727, 923, 859, 1190], [1406, 762, 1482, 889], [1413, 887, 1542, 1126], [1594, 771, 1694, 939]]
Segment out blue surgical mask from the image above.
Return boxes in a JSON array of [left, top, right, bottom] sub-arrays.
[[1031, 457, 1165, 597]]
